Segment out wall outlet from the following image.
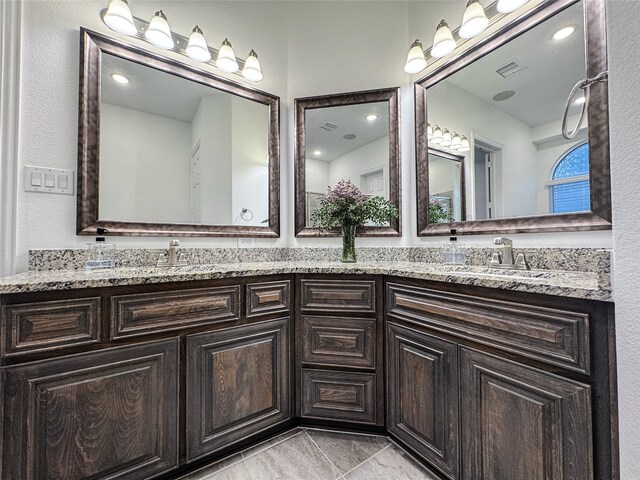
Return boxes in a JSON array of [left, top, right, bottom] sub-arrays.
[[237, 238, 256, 248], [24, 165, 74, 195]]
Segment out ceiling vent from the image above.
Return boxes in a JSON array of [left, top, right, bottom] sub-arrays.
[[320, 122, 338, 132], [496, 61, 526, 78]]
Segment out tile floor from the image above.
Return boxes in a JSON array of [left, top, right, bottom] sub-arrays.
[[178, 428, 439, 480]]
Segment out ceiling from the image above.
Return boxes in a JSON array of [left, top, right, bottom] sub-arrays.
[[101, 53, 224, 123], [443, 2, 586, 128], [305, 102, 389, 162]]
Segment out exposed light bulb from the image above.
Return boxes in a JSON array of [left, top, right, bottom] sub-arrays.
[[186, 25, 211, 62], [431, 20, 456, 58], [496, 0, 529, 13], [404, 39, 427, 74], [242, 50, 263, 82], [459, 0, 489, 39], [216, 38, 239, 73], [103, 0, 137, 36], [145, 10, 174, 49]]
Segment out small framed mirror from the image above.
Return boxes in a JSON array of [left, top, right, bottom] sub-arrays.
[[415, 0, 610, 235], [77, 29, 280, 237], [294, 88, 401, 236], [428, 148, 466, 224]]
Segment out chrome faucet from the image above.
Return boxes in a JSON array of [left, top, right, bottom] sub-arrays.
[[490, 237, 530, 270], [156, 239, 188, 267]]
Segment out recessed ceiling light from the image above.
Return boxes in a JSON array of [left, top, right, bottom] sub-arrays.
[[111, 73, 130, 84], [366, 114, 378, 121], [313, 150, 322, 156], [573, 96, 586, 105], [553, 25, 576, 41], [492, 90, 516, 101]]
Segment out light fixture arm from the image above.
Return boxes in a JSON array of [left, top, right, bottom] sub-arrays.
[[100, 8, 248, 76]]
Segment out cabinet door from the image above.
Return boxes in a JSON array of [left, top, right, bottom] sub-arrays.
[[386, 322, 459, 479], [186, 317, 291, 461], [2, 339, 179, 480], [460, 347, 593, 480]]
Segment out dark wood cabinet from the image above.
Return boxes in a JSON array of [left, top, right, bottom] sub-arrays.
[[1, 339, 179, 480], [386, 322, 459, 479], [186, 317, 292, 461], [296, 275, 384, 426], [459, 347, 593, 480]]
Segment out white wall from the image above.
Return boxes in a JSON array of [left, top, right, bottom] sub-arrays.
[[231, 97, 270, 226], [305, 157, 330, 195], [100, 103, 191, 223], [328, 137, 389, 196], [607, 1, 640, 477]]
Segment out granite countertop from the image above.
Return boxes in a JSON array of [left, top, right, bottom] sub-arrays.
[[0, 261, 611, 301]]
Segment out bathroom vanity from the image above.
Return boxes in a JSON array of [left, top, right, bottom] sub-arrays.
[[0, 263, 617, 480]]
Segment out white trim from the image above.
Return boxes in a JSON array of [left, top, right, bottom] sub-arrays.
[[0, 0, 22, 276], [545, 175, 590, 188]]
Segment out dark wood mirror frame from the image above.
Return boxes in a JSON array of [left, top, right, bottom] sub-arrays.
[[428, 147, 466, 223], [415, 0, 611, 236], [294, 87, 401, 237], [77, 29, 280, 237]]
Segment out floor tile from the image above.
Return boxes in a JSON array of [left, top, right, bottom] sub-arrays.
[[306, 429, 391, 474], [240, 428, 303, 459], [204, 461, 253, 480], [244, 431, 342, 480], [177, 453, 243, 479], [343, 443, 438, 480]]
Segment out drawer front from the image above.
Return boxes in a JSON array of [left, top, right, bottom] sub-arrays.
[[302, 316, 376, 368], [2, 297, 101, 357], [387, 283, 590, 374], [301, 369, 376, 424], [246, 280, 290, 317], [301, 280, 375, 313], [111, 286, 240, 339]]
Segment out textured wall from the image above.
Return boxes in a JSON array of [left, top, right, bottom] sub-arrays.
[[608, 0, 640, 476]]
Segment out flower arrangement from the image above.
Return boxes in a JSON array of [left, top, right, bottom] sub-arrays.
[[428, 195, 453, 224], [311, 180, 398, 262]]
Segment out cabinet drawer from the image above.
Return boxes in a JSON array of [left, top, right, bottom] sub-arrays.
[[111, 286, 240, 339], [246, 280, 290, 317], [300, 279, 375, 313], [2, 297, 101, 357], [387, 283, 590, 374], [301, 369, 376, 424], [302, 316, 376, 368]]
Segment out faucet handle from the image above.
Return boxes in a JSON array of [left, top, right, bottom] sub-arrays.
[[490, 252, 502, 267], [514, 253, 530, 270], [493, 237, 512, 246], [169, 239, 180, 247]]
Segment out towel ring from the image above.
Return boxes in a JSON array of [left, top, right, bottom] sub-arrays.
[[240, 208, 254, 221], [561, 71, 608, 140]]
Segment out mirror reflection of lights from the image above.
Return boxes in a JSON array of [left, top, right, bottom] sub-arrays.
[[366, 114, 378, 121], [111, 73, 130, 84], [313, 150, 322, 156], [553, 25, 576, 40]]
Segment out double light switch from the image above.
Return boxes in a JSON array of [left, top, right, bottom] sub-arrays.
[[24, 166, 74, 195]]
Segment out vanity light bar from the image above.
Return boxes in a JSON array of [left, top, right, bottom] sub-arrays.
[[404, 0, 529, 74], [428, 123, 470, 152], [100, 7, 264, 82]]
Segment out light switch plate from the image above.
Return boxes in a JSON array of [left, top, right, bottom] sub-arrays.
[[24, 166, 74, 195]]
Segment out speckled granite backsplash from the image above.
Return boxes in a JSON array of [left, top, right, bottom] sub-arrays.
[[29, 246, 611, 274]]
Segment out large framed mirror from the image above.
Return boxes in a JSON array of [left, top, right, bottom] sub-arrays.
[[294, 88, 401, 236], [77, 29, 280, 237], [415, 0, 610, 235]]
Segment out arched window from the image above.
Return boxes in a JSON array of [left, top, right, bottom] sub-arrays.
[[548, 143, 590, 214]]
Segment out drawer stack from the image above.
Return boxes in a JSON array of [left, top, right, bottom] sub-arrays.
[[296, 276, 383, 426]]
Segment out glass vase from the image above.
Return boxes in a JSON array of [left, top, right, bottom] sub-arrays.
[[341, 224, 357, 263]]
